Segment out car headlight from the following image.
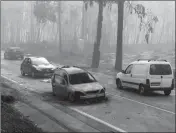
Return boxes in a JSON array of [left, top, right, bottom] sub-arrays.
[[100, 88, 105, 93], [35, 67, 42, 71]]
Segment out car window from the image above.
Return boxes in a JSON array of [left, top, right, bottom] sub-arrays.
[[63, 73, 68, 84], [58, 71, 65, 77], [125, 64, 133, 74], [27, 59, 31, 64], [69, 72, 96, 85], [23, 58, 28, 64], [31, 58, 50, 66], [55, 75, 66, 86], [149, 64, 172, 75], [132, 64, 148, 75]]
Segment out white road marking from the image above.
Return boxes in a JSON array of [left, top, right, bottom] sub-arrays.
[[70, 108, 127, 133], [106, 92, 175, 115], [2, 75, 18, 83], [1, 75, 127, 133]]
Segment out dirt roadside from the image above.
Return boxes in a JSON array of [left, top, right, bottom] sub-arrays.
[[1, 83, 44, 133]]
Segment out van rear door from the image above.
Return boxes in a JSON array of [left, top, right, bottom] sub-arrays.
[[149, 64, 173, 88]]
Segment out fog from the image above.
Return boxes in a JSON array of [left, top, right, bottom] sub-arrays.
[[1, 1, 175, 69]]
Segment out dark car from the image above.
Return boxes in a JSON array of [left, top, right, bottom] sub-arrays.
[[51, 66, 106, 102], [20, 56, 57, 78], [4, 47, 24, 60]]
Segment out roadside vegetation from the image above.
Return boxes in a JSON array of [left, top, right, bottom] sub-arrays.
[[1, 1, 175, 71]]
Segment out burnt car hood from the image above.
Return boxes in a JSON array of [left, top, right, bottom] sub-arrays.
[[71, 82, 103, 92], [33, 64, 56, 69]]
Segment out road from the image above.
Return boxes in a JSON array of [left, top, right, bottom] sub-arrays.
[[1, 51, 175, 132]]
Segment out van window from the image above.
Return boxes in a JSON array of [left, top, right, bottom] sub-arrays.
[[149, 64, 172, 75], [125, 64, 133, 74], [132, 64, 148, 75]]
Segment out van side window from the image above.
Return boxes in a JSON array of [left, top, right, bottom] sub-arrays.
[[132, 64, 148, 75], [125, 65, 133, 74]]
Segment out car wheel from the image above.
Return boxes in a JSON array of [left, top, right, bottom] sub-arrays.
[[138, 85, 146, 95], [21, 69, 25, 76], [116, 79, 123, 89], [164, 90, 171, 96], [31, 72, 36, 78], [68, 93, 76, 102]]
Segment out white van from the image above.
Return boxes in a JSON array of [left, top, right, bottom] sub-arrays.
[[116, 59, 174, 96]]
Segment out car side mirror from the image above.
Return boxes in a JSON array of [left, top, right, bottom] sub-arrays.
[[121, 70, 125, 73]]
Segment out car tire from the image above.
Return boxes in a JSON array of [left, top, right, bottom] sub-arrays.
[[138, 85, 146, 95], [68, 93, 76, 102], [31, 72, 36, 78], [164, 90, 171, 96], [116, 79, 123, 89], [21, 69, 25, 76]]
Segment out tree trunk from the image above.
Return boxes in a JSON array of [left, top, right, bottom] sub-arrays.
[[81, 2, 85, 39], [91, 1, 103, 68], [58, 1, 62, 53], [115, 0, 124, 71]]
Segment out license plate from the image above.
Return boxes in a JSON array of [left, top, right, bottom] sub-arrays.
[[86, 94, 96, 98]]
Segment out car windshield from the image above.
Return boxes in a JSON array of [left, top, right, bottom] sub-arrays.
[[149, 64, 172, 75], [69, 72, 96, 85], [32, 58, 50, 66]]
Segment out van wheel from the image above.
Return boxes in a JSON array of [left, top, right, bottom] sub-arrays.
[[116, 79, 123, 89], [164, 90, 171, 96], [139, 85, 146, 95]]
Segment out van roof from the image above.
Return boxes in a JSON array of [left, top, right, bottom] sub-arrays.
[[131, 60, 171, 65]]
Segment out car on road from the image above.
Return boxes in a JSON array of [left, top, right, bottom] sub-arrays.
[[116, 59, 174, 96], [20, 56, 57, 78], [51, 66, 106, 102], [4, 47, 24, 60]]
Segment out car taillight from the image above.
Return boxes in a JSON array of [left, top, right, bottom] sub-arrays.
[[146, 79, 150, 85]]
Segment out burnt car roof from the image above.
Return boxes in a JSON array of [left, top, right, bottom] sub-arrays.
[[9, 47, 21, 50], [57, 66, 86, 75], [27, 56, 46, 59]]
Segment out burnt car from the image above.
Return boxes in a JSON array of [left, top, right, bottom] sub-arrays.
[[51, 66, 106, 102], [4, 47, 24, 60], [20, 56, 57, 78]]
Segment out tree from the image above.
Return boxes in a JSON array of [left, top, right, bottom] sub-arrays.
[[114, 1, 159, 71], [115, 0, 124, 71], [85, 0, 107, 68]]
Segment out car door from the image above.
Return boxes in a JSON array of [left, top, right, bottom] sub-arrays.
[[27, 58, 33, 74], [54, 74, 67, 97], [121, 64, 134, 88], [22, 58, 28, 73]]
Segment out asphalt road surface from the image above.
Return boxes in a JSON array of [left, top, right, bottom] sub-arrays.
[[1, 51, 175, 132]]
